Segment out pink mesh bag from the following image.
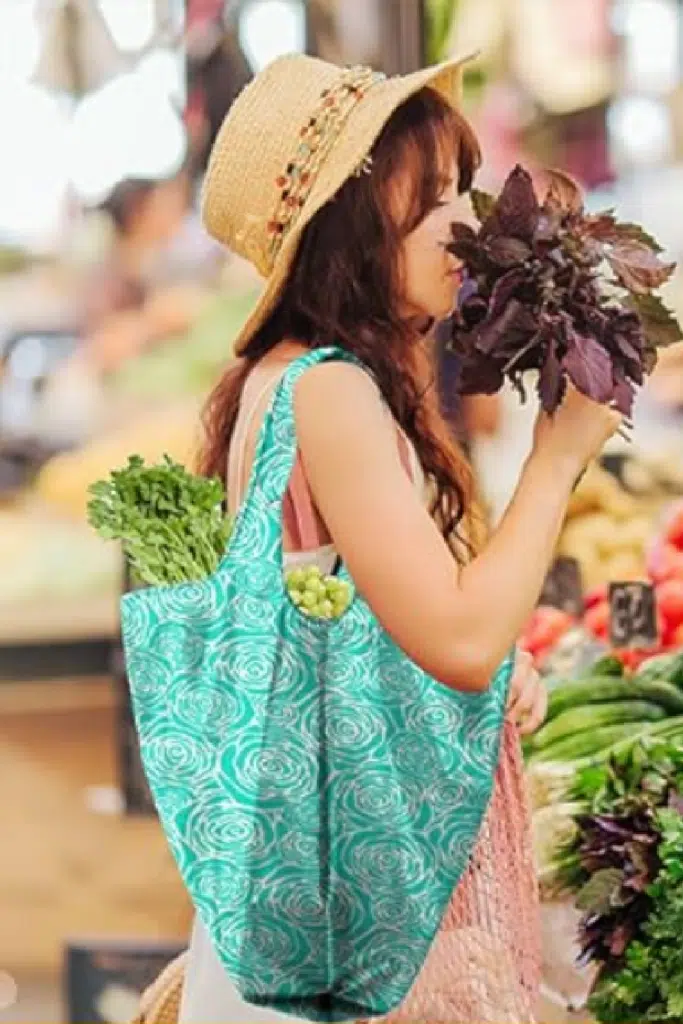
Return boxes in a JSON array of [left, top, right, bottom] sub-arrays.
[[361, 721, 541, 1024]]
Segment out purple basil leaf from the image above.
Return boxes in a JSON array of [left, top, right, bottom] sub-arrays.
[[484, 165, 540, 243], [475, 299, 536, 356], [459, 295, 489, 329], [485, 235, 531, 268], [562, 332, 614, 404], [538, 337, 566, 413], [544, 168, 584, 217], [489, 268, 526, 318], [447, 222, 482, 266], [457, 355, 505, 395], [608, 243, 676, 294]]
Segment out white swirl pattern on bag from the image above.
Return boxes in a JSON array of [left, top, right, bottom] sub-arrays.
[[120, 348, 512, 1022]]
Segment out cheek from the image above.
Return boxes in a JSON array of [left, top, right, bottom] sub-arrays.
[[404, 221, 447, 277]]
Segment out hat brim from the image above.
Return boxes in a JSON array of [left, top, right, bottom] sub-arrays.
[[232, 53, 477, 356]]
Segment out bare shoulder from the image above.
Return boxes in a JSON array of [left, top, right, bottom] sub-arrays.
[[295, 358, 378, 399], [294, 359, 386, 435]]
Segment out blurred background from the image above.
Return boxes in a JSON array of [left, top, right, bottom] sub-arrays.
[[1, 1, 683, 1021]]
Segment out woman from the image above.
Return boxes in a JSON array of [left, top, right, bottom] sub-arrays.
[[177, 54, 619, 1024]]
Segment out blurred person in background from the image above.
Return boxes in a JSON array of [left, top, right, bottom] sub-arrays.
[[79, 168, 218, 374]]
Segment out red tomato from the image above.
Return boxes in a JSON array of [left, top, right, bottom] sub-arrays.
[[669, 622, 683, 649], [663, 504, 683, 550], [647, 541, 683, 584], [520, 606, 574, 655], [584, 585, 608, 610], [614, 646, 663, 671], [584, 600, 610, 640], [656, 578, 683, 630]]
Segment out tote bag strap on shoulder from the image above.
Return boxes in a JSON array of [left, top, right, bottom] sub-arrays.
[[218, 346, 363, 579]]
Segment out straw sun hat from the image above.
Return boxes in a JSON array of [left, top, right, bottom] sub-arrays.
[[201, 51, 475, 355]]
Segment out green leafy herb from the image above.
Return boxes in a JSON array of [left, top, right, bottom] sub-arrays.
[[558, 741, 683, 971], [87, 454, 233, 586], [588, 809, 683, 1022]]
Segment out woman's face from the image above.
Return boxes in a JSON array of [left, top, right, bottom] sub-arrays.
[[395, 158, 468, 324]]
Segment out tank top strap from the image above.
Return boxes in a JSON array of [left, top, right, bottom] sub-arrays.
[[228, 369, 323, 550], [228, 364, 425, 552], [228, 371, 281, 508]]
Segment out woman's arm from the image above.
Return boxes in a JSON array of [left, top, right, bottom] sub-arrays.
[[295, 361, 618, 693]]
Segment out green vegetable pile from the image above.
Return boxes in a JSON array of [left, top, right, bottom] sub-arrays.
[[525, 652, 683, 767], [87, 455, 354, 617], [527, 651, 683, 903], [559, 741, 683, 1022]]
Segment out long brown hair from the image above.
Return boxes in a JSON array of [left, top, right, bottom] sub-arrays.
[[199, 87, 482, 559]]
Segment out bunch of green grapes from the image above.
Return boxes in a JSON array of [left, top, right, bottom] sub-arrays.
[[285, 565, 352, 619]]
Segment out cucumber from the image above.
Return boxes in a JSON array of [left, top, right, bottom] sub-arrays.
[[530, 700, 667, 752], [571, 715, 683, 770], [636, 653, 678, 686], [547, 676, 683, 720], [587, 655, 624, 678], [636, 652, 683, 688], [530, 723, 655, 764]]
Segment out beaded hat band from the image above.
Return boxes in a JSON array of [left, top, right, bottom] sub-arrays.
[[201, 52, 475, 355], [266, 65, 385, 258]]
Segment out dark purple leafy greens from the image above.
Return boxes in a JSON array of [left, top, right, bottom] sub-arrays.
[[447, 165, 682, 416]]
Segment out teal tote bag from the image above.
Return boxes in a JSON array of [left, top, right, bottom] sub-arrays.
[[121, 346, 512, 1022]]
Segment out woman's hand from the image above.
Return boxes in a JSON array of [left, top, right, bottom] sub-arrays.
[[507, 649, 547, 736], [532, 384, 622, 481]]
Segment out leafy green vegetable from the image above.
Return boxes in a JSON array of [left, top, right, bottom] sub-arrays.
[[588, 810, 683, 1023], [558, 741, 683, 1021], [87, 454, 232, 586]]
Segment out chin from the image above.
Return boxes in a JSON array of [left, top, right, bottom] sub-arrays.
[[432, 297, 456, 321]]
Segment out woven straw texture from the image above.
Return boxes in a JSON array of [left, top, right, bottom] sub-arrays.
[[133, 953, 186, 1024], [201, 53, 472, 354]]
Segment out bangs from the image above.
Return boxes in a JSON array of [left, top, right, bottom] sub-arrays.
[[374, 87, 481, 236]]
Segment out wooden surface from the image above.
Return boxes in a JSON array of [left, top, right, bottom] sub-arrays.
[[0, 677, 191, 976]]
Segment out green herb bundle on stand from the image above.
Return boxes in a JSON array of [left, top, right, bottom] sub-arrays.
[[559, 741, 683, 1022]]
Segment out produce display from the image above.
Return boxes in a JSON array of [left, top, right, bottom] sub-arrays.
[[87, 454, 352, 619], [0, 503, 120, 610], [525, 652, 683, 769], [521, 495, 683, 675], [554, 741, 683, 1023], [447, 165, 681, 414], [107, 290, 257, 401], [559, 462, 651, 590], [34, 400, 202, 520], [559, 455, 683, 593]]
